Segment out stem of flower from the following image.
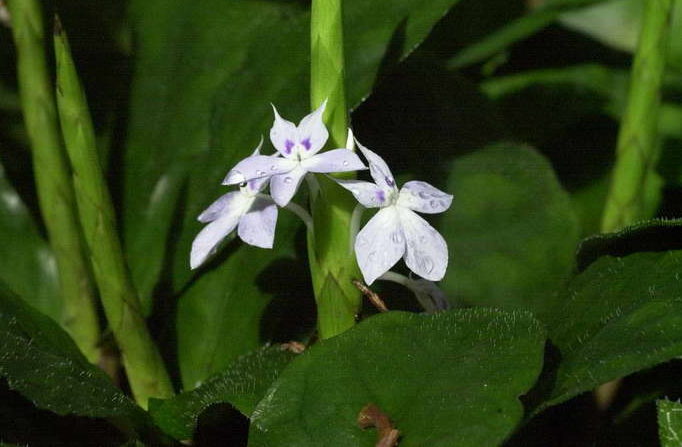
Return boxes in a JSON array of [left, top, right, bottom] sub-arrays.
[[308, 0, 362, 339], [54, 18, 173, 408], [284, 201, 314, 233], [349, 203, 365, 253], [378, 271, 410, 287], [6, 0, 101, 364]]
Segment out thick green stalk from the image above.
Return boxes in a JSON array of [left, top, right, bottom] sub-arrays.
[[54, 19, 173, 407], [601, 0, 673, 233], [309, 0, 361, 339], [7, 0, 101, 363]]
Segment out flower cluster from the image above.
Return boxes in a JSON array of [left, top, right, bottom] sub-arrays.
[[191, 102, 452, 299]]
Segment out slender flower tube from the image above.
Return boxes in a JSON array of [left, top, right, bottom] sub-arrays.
[[223, 102, 365, 206], [338, 140, 453, 285]]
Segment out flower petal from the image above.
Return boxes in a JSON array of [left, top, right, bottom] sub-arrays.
[[238, 196, 278, 249], [397, 181, 453, 214], [197, 191, 241, 223], [190, 200, 248, 269], [336, 179, 389, 208], [223, 155, 295, 185], [355, 139, 398, 193], [300, 149, 366, 174], [270, 165, 307, 207], [296, 100, 329, 156], [269, 105, 298, 158], [399, 208, 448, 281], [354, 207, 405, 285]]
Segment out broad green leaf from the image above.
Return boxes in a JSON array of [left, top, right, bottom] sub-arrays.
[[150, 345, 295, 441], [658, 399, 682, 447], [536, 251, 682, 411], [125, 0, 472, 387], [440, 143, 579, 317], [576, 218, 682, 271], [176, 216, 299, 389], [0, 282, 144, 421], [125, 0, 468, 305], [0, 162, 59, 320], [249, 309, 546, 447]]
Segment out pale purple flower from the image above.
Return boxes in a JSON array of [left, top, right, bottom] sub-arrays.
[[190, 145, 278, 270], [338, 140, 452, 285], [222, 101, 366, 206]]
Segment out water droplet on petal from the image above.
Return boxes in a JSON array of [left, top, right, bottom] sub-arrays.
[[270, 165, 278, 171], [419, 191, 430, 199], [368, 251, 378, 262], [342, 160, 349, 166], [430, 200, 439, 208], [419, 235, 427, 244], [390, 231, 404, 244], [256, 170, 265, 176], [283, 177, 293, 184]]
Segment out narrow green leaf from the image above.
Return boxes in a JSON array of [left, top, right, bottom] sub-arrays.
[[601, 0, 673, 233], [249, 309, 546, 447], [150, 346, 295, 441], [658, 399, 682, 447], [0, 281, 144, 422], [535, 251, 682, 412], [447, 0, 609, 69], [440, 143, 579, 317], [6, 0, 101, 363], [53, 19, 172, 407]]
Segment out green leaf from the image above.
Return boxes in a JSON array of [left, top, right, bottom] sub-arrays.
[[0, 163, 59, 320], [177, 217, 299, 389], [535, 251, 682, 411], [249, 309, 546, 447], [658, 399, 682, 447], [125, 0, 472, 387], [150, 345, 295, 441], [576, 218, 682, 271], [0, 281, 144, 421], [124, 0, 467, 304], [440, 143, 579, 317]]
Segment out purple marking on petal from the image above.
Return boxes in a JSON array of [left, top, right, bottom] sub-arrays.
[[376, 190, 386, 203], [385, 176, 395, 187], [301, 138, 311, 151], [247, 179, 259, 191], [284, 140, 295, 154]]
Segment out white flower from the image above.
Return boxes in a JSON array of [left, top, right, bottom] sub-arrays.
[[190, 144, 278, 269], [222, 101, 365, 206], [338, 139, 452, 285]]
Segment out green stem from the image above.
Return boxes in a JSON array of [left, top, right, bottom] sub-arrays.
[[6, 0, 101, 363], [309, 0, 361, 339], [601, 0, 673, 233], [54, 18, 173, 407]]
